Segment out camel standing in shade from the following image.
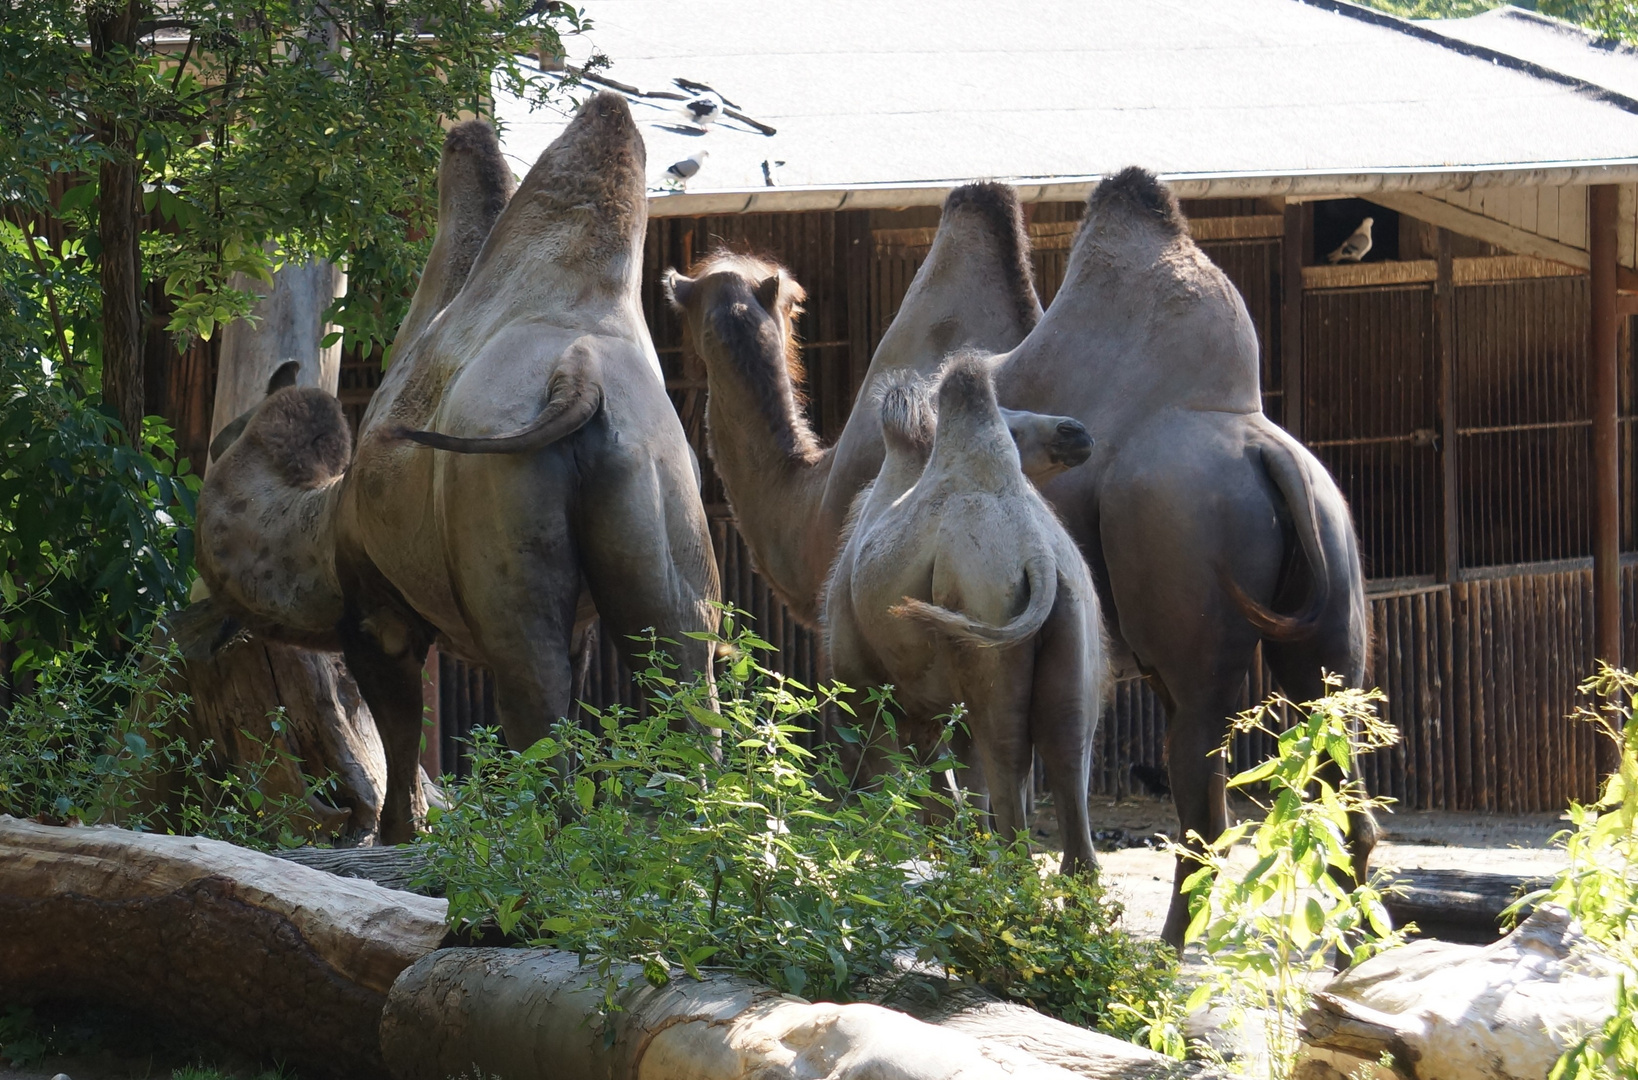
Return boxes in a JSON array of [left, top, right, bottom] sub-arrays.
[[200, 96, 720, 843]]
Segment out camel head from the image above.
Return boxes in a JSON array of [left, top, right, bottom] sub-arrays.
[[461, 90, 648, 305], [665, 252, 816, 460]]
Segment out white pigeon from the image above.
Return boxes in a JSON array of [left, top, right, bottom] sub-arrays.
[[665, 149, 708, 188], [1327, 217, 1374, 264]]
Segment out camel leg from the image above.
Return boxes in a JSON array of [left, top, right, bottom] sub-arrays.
[[963, 656, 1036, 849], [1158, 675, 1243, 951], [338, 612, 431, 846], [462, 579, 579, 752], [1263, 636, 1378, 902], [1028, 601, 1100, 877]]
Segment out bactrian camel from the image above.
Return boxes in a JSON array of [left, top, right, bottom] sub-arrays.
[[670, 177, 1368, 949], [825, 357, 1106, 874], [199, 96, 720, 843]]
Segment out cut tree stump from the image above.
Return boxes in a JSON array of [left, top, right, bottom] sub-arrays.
[[131, 596, 391, 839], [0, 817, 448, 1079]]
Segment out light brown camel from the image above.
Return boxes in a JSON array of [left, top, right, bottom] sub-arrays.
[[823, 357, 1105, 874], [200, 96, 720, 843], [662, 184, 1043, 626]]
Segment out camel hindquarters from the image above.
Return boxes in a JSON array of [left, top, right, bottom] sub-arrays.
[[439, 448, 583, 751]]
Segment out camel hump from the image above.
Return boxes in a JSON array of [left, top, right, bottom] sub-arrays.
[[890, 555, 1057, 648], [1087, 167, 1186, 238], [941, 182, 1038, 332], [392, 338, 603, 455], [876, 372, 935, 456], [1221, 436, 1333, 640], [242, 386, 352, 489]]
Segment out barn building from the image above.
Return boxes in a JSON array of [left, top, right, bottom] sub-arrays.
[[344, 0, 1638, 813]]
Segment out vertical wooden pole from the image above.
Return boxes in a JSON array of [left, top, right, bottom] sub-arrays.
[[1436, 228, 1460, 584], [1281, 201, 1305, 438], [1590, 186, 1622, 681]]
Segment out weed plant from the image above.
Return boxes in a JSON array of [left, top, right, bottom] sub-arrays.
[[1117, 678, 1407, 1073], [1512, 665, 1638, 1080], [0, 630, 325, 849], [421, 615, 1176, 1028]]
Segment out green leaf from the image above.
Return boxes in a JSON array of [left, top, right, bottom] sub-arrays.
[[575, 774, 596, 811], [58, 183, 96, 215]]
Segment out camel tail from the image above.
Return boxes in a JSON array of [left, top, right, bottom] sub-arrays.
[[392, 340, 601, 454], [1222, 438, 1332, 641], [891, 556, 1057, 648]]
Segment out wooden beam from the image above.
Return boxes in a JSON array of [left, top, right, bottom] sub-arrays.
[[1590, 185, 1622, 691], [1282, 202, 1305, 438], [1304, 260, 1438, 289], [1436, 230, 1459, 585], [1367, 191, 1591, 271]]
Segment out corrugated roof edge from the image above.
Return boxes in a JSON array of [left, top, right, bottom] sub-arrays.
[[647, 159, 1638, 217], [1299, 0, 1638, 115]]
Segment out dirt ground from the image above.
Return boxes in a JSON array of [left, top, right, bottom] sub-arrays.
[[1049, 793, 1571, 940]]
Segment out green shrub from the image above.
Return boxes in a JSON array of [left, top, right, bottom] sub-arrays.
[[421, 616, 1176, 1029], [0, 630, 324, 850]]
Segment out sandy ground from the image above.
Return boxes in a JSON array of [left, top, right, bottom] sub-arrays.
[[1061, 794, 1571, 940]]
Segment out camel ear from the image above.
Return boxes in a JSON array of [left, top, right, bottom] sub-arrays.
[[664, 269, 694, 310], [754, 273, 782, 314], [266, 359, 300, 395]]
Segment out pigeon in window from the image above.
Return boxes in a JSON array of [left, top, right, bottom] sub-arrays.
[[665, 150, 708, 189], [1326, 217, 1374, 264], [684, 97, 722, 127]]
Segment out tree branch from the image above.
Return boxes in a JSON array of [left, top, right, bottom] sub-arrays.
[[5, 205, 75, 370]]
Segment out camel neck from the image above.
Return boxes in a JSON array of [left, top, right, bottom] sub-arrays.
[[698, 345, 833, 624]]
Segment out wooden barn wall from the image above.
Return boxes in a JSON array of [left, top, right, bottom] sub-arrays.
[[406, 199, 1630, 812]]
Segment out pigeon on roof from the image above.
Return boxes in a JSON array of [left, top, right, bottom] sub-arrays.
[[684, 97, 722, 126], [1327, 217, 1375, 264], [665, 149, 709, 188]]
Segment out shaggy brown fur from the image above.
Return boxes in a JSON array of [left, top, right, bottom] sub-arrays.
[[242, 387, 351, 489], [1086, 166, 1187, 236], [441, 120, 512, 226], [876, 372, 935, 458], [943, 182, 1039, 335]]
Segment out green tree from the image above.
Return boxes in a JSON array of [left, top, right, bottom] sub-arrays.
[[0, 0, 589, 673]]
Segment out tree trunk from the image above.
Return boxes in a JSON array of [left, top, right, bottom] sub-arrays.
[[0, 817, 449, 1080], [209, 258, 346, 453], [88, 0, 146, 443]]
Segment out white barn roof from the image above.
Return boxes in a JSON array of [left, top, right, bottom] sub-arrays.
[[493, 0, 1638, 216]]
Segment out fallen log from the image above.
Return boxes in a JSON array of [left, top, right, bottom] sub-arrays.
[[274, 842, 437, 895], [1381, 867, 1547, 943], [381, 948, 1200, 1080], [1298, 903, 1628, 1080], [0, 817, 448, 1079]]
